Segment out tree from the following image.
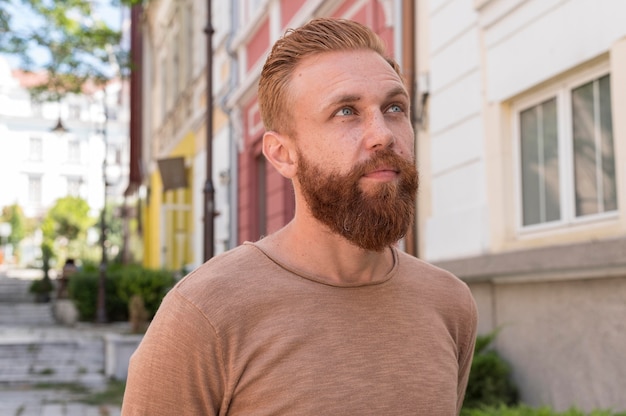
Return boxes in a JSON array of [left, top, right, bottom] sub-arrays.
[[42, 196, 95, 261], [1, 203, 26, 252], [0, 0, 126, 103]]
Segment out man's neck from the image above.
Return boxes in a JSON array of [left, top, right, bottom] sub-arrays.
[[258, 219, 394, 286]]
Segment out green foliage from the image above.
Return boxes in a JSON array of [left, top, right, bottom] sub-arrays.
[[68, 262, 175, 322], [79, 380, 126, 406], [44, 196, 94, 241], [463, 329, 519, 412], [67, 262, 99, 320], [113, 263, 175, 317], [40, 239, 53, 274], [41, 196, 95, 262], [29, 243, 54, 302], [1, 0, 124, 101], [28, 275, 53, 294], [463, 404, 626, 416], [1, 203, 26, 250]]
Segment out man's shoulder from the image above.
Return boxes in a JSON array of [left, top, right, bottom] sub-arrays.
[[396, 249, 473, 296], [396, 250, 459, 279], [396, 249, 478, 330], [175, 243, 268, 294]]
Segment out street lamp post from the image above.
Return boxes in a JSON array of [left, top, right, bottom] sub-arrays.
[[203, 0, 215, 261], [96, 101, 109, 324]]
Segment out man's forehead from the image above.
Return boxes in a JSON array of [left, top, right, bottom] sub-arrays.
[[291, 50, 406, 98]]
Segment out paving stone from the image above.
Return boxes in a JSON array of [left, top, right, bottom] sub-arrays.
[[0, 268, 127, 414]]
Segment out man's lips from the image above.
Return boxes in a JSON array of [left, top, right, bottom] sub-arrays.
[[363, 166, 400, 180]]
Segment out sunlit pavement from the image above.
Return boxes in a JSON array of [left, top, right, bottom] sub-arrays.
[[0, 265, 125, 416], [0, 387, 121, 416]]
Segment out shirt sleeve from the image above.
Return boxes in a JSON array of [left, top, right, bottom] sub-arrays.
[[121, 289, 225, 416], [456, 286, 478, 415]]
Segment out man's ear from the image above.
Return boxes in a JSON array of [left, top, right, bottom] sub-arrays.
[[263, 131, 297, 179]]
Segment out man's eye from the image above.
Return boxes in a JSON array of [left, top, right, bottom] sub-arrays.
[[387, 104, 404, 113], [335, 107, 354, 116]]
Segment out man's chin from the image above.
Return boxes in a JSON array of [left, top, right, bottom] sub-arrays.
[[359, 179, 398, 196], [343, 233, 398, 252]]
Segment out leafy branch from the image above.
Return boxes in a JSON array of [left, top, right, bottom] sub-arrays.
[[1, 0, 126, 102]]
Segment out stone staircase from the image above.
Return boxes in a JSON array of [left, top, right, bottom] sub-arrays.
[[0, 275, 56, 326], [0, 302, 56, 326], [0, 268, 141, 389], [0, 270, 108, 388], [0, 275, 39, 302], [0, 328, 107, 388]]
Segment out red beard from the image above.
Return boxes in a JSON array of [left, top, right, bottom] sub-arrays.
[[297, 148, 418, 251]]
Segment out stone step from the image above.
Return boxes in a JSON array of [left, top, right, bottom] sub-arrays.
[[0, 278, 37, 303], [0, 333, 107, 388], [0, 302, 56, 326]]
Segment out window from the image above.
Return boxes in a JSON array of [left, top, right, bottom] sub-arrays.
[[516, 71, 617, 229], [68, 140, 80, 164], [571, 75, 616, 216], [31, 101, 42, 117], [28, 175, 42, 208], [67, 176, 82, 197], [29, 137, 42, 161], [69, 103, 81, 120]]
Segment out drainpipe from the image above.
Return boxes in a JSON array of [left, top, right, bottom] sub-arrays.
[[225, 0, 239, 251], [402, 0, 418, 257], [203, 0, 215, 261]]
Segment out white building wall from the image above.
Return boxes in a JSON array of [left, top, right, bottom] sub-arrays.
[[481, 0, 626, 102], [424, 0, 489, 261], [426, 0, 626, 412], [0, 56, 129, 265]]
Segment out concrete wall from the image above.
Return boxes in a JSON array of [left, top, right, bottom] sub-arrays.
[[470, 276, 626, 411]]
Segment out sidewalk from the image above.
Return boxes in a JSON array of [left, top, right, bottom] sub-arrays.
[[0, 265, 132, 416], [0, 384, 122, 416], [0, 327, 127, 416]]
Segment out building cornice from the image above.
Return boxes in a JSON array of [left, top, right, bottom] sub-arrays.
[[435, 237, 626, 284]]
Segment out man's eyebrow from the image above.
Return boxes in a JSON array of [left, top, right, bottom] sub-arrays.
[[385, 86, 410, 101], [323, 94, 361, 111], [323, 87, 410, 112]]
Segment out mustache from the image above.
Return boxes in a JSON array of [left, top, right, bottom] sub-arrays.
[[352, 149, 415, 178]]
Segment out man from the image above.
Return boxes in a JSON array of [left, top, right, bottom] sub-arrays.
[[122, 18, 477, 415]]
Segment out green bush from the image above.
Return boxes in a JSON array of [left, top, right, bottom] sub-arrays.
[[114, 264, 176, 317], [68, 262, 175, 322], [462, 330, 519, 412]]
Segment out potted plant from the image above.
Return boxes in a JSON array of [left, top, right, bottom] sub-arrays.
[[29, 241, 54, 303]]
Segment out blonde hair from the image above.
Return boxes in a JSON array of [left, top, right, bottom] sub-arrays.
[[258, 18, 402, 134]]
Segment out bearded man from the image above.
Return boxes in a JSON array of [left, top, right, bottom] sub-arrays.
[[122, 17, 477, 416]]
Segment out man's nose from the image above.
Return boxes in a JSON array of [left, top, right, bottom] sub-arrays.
[[363, 112, 395, 150]]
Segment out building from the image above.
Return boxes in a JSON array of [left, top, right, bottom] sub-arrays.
[[0, 56, 129, 265], [130, 1, 235, 272], [418, 0, 626, 411]]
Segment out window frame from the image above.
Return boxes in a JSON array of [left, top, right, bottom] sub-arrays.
[[28, 175, 42, 208], [512, 61, 617, 235], [67, 140, 81, 164], [29, 136, 42, 162]]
